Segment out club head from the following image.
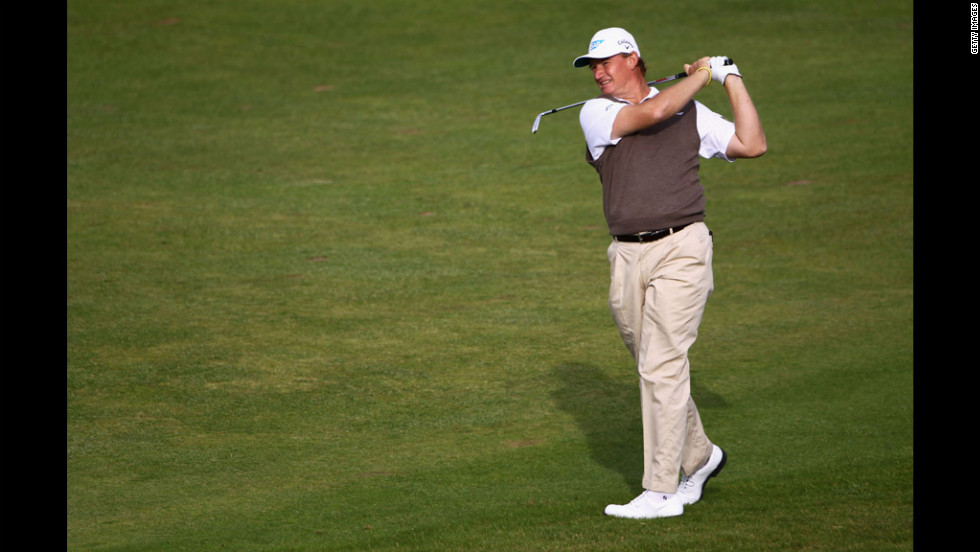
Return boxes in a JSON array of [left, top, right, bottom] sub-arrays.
[[532, 113, 543, 134]]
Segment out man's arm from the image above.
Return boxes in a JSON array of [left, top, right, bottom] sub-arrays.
[[720, 74, 767, 159], [611, 57, 712, 140]]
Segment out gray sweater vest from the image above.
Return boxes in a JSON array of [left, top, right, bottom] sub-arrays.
[[586, 99, 706, 236]]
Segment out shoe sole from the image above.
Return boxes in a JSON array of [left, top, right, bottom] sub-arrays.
[[699, 448, 727, 499], [604, 504, 684, 519]]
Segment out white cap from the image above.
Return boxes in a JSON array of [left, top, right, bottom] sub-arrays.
[[573, 27, 641, 68]]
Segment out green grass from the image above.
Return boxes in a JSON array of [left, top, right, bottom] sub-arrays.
[[68, 0, 913, 550]]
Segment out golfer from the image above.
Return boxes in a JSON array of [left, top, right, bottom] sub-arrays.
[[572, 27, 766, 519]]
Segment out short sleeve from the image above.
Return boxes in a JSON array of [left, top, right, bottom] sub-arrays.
[[580, 97, 626, 160], [695, 101, 736, 162]]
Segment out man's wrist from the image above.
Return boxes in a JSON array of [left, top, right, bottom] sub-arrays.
[[696, 66, 711, 86], [723, 73, 743, 86]]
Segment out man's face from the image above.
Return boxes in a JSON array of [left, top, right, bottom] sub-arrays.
[[589, 53, 634, 96]]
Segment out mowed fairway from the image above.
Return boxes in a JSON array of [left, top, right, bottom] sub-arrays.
[[67, 1, 913, 551]]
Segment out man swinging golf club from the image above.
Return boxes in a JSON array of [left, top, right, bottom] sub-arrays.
[[571, 27, 766, 519]]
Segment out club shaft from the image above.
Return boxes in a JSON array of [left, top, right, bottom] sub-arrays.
[[649, 71, 687, 86]]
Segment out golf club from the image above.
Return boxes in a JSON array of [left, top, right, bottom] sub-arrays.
[[531, 58, 733, 134]]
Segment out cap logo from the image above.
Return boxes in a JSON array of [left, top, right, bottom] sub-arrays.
[[589, 39, 604, 51], [618, 39, 633, 51]]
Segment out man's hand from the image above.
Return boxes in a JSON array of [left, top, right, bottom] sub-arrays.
[[709, 56, 741, 85], [683, 57, 713, 86]]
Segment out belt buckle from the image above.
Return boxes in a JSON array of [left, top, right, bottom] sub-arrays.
[[638, 230, 663, 243]]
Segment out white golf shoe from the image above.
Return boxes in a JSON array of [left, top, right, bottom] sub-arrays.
[[677, 445, 727, 505], [604, 490, 684, 519]]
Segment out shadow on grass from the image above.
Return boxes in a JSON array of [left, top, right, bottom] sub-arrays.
[[551, 363, 641, 488], [551, 362, 728, 490]]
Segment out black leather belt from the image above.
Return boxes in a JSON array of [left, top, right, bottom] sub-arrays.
[[614, 223, 693, 243]]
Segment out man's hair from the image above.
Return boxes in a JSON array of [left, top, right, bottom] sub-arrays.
[[623, 53, 647, 76], [637, 56, 647, 76]]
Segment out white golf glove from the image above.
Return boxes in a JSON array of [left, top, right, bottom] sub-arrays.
[[710, 56, 741, 85]]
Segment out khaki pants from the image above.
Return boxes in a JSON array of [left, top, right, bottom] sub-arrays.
[[607, 222, 715, 493]]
